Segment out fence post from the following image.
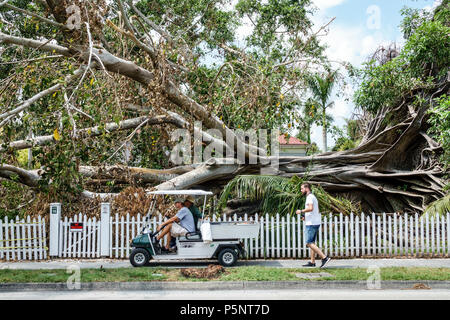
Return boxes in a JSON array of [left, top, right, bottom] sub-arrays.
[[100, 202, 111, 257], [49, 203, 61, 257]]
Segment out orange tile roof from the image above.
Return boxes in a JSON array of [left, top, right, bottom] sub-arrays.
[[278, 134, 308, 145]]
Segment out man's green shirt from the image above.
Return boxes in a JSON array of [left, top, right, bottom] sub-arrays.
[[188, 205, 202, 229]]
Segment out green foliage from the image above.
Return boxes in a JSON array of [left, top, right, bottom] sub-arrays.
[[354, 11, 449, 115], [129, 127, 170, 169], [305, 142, 320, 156], [427, 95, 450, 167], [423, 193, 450, 218], [399, 6, 432, 40], [34, 129, 83, 202], [235, 0, 314, 52], [0, 179, 32, 220], [219, 174, 359, 215], [331, 119, 362, 151]]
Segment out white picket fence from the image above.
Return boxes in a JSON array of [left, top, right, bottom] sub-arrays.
[[3, 211, 450, 260], [109, 211, 450, 259], [0, 216, 47, 261]]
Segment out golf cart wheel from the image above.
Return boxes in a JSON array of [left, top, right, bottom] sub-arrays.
[[218, 248, 238, 267], [130, 248, 150, 267]]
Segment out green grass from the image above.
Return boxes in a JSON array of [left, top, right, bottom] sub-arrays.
[[1, 267, 450, 283]]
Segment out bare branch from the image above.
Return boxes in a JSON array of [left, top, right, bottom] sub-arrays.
[[1, 115, 185, 152], [0, 31, 71, 56]]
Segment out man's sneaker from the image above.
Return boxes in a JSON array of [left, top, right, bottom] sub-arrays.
[[302, 261, 316, 267], [320, 256, 331, 268]]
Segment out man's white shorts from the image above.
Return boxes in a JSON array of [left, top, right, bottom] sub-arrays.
[[170, 222, 188, 237]]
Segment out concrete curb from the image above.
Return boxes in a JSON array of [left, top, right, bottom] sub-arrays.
[[1, 280, 450, 291]]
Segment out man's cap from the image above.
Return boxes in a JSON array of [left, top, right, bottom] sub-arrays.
[[184, 195, 195, 203]]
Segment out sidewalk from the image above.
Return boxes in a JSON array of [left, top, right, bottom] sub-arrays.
[[1, 258, 450, 270]]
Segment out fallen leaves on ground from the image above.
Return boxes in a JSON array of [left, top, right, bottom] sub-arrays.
[[180, 264, 225, 279]]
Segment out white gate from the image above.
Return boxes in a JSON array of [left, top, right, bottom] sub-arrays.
[[58, 213, 101, 258]]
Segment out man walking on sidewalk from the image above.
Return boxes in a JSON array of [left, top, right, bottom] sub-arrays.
[[296, 182, 331, 268]]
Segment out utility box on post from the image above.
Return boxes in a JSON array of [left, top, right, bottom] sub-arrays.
[[49, 203, 61, 257], [100, 203, 111, 257]]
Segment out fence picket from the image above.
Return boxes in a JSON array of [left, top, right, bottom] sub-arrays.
[[355, 215, 359, 257], [366, 216, 371, 256], [339, 213, 343, 256], [96, 217, 101, 257], [291, 215, 296, 258], [382, 213, 386, 256], [360, 214, 364, 256], [77, 213, 82, 258], [12, 216, 18, 260], [447, 212, 450, 256], [126, 214, 130, 258], [431, 215, 435, 256], [388, 215, 392, 255], [0, 218, 4, 260], [441, 213, 446, 256], [329, 213, 333, 257], [20, 218, 26, 260], [265, 214, 269, 258], [276, 213, 280, 258], [349, 213, 354, 256], [34, 217, 40, 260], [334, 215, 338, 257], [249, 215, 254, 259], [415, 213, 419, 257], [324, 215, 328, 257], [87, 218, 92, 258], [393, 214, 397, 256], [399, 215, 403, 255], [5, 217, 10, 261], [410, 215, 414, 257], [404, 213, 409, 256], [371, 213, 376, 256], [436, 214, 440, 256], [377, 215, 381, 256], [281, 215, 285, 258], [303, 216, 307, 258], [271, 215, 275, 258], [30, 217, 36, 260], [286, 215, 291, 258], [421, 214, 425, 257]]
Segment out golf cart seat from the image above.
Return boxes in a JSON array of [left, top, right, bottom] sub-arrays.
[[179, 231, 202, 242]]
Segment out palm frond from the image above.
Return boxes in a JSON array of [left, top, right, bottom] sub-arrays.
[[423, 193, 450, 218], [219, 175, 360, 216]]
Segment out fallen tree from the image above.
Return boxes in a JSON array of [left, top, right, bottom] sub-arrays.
[[0, 0, 448, 215]]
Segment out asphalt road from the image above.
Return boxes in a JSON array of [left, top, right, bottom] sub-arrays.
[[1, 289, 449, 300]]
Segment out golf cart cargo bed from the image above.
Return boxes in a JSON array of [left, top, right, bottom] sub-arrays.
[[209, 221, 259, 239]]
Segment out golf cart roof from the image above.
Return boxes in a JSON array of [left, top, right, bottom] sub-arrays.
[[147, 190, 214, 196]]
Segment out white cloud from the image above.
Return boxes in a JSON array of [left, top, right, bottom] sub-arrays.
[[424, 0, 442, 12], [312, 0, 346, 11]]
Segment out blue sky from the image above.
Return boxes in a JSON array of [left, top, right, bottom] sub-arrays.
[[308, 0, 441, 150]]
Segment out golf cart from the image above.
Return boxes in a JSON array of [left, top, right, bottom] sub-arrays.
[[129, 190, 260, 267]]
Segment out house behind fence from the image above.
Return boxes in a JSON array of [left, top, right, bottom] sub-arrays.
[[1, 202, 449, 261]]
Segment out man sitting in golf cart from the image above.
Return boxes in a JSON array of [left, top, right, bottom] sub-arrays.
[[184, 196, 202, 231], [155, 197, 196, 251]]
